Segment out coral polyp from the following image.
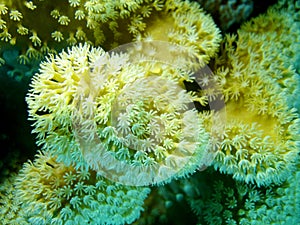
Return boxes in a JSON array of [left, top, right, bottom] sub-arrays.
[[211, 5, 300, 186], [26, 42, 216, 185], [1, 1, 299, 224], [0, 151, 151, 224], [0, 0, 221, 66]]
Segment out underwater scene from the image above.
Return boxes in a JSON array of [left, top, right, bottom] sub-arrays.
[[0, 0, 299, 224]]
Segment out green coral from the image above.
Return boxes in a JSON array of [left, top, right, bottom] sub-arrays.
[[188, 165, 300, 225], [0, 151, 150, 225], [239, 1, 300, 111], [210, 3, 300, 186]]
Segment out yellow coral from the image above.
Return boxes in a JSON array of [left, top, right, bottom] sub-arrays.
[[0, 151, 150, 224], [0, 174, 21, 225], [0, 0, 95, 63], [26, 43, 217, 186], [0, 0, 221, 67], [90, 0, 222, 63], [211, 6, 300, 186]]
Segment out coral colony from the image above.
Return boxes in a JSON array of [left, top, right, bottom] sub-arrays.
[[0, 0, 299, 225]]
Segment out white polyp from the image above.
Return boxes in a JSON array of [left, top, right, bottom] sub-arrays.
[[72, 41, 226, 186]]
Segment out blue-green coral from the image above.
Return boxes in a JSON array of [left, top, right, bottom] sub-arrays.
[[196, 0, 254, 31], [210, 3, 300, 186], [188, 165, 300, 225], [0, 151, 150, 225]]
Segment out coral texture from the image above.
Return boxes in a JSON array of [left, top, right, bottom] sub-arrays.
[[1, 1, 299, 224], [26, 43, 213, 185], [210, 5, 300, 186], [188, 165, 300, 225], [0, 0, 221, 66], [0, 174, 21, 225], [0, 0, 93, 64], [127, 0, 222, 64], [0, 151, 150, 225]]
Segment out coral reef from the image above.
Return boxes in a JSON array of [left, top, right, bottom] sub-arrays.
[[2, 48, 41, 82], [210, 4, 300, 186], [26, 42, 215, 185], [0, 0, 299, 224], [133, 177, 198, 225], [0, 151, 150, 225]]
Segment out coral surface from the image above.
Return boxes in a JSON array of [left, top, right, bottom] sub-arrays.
[[0, 0, 221, 66], [211, 4, 300, 186], [26, 43, 215, 185], [0, 151, 150, 225], [0, 0, 299, 225]]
